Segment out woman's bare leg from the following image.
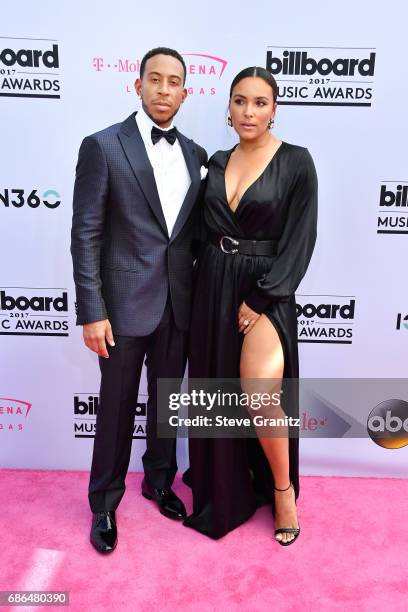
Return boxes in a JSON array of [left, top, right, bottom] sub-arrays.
[[240, 314, 299, 544]]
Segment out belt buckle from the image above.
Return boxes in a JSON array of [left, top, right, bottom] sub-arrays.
[[220, 235, 239, 254]]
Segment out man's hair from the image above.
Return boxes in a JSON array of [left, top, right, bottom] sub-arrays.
[[140, 47, 187, 84]]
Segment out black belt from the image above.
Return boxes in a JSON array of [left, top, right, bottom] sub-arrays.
[[208, 233, 278, 256]]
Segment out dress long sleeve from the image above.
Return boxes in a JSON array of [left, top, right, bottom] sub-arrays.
[[244, 148, 318, 313]]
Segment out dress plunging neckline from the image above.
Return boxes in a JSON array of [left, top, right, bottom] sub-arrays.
[[223, 141, 285, 215]]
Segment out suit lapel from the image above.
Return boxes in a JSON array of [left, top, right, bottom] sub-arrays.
[[118, 113, 168, 237], [170, 131, 201, 242]]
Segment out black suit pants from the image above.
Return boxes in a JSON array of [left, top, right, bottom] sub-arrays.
[[88, 294, 187, 512]]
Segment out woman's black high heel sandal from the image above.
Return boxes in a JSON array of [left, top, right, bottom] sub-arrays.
[[273, 481, 300, 546]]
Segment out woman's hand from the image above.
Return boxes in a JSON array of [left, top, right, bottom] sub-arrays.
[[238, 301, 261, 335]]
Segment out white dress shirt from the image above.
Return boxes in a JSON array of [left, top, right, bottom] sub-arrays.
[[135, 107, 191, 236]]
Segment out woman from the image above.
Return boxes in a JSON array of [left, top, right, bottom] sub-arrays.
[[183, 67, 318, 544]]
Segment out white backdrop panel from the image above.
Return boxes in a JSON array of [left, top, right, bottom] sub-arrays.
[[1, 0, 407, 477]]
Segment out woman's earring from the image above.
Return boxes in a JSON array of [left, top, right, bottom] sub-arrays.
[[227, 116, 233, 127], [268, 118, 275, 129]]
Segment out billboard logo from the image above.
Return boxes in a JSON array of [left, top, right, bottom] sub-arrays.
[[0, 38, 61, 99], [297, 295, 355, 344], [377, 182, 408, 234], [266, 46, 375, 107], [74, 394, 147, 439], [0, 288, 69, 336]]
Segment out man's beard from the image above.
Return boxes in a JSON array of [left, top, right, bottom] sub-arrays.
[[142, 101, 180, 127]]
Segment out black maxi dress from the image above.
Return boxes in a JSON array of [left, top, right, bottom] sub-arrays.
[[183, 142, 318, 539]]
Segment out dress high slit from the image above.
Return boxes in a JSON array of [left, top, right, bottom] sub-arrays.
[[183, 142, 318, 539]]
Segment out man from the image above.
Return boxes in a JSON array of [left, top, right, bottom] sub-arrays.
[[71, 47, 207, 554]]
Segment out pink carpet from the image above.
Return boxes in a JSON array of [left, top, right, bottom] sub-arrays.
[[1, 470, 407, 611]]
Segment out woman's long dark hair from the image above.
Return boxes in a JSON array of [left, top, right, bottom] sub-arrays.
[[229, 67, 278, 103]]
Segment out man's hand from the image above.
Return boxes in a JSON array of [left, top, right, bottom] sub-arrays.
[[238, 301, 261, 335], [83, 319, 115, 358]]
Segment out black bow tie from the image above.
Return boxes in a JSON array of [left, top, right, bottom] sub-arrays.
[[151, 126, 177, 145]]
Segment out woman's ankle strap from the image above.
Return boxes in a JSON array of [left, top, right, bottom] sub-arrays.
[[274, 481, 292, 492]]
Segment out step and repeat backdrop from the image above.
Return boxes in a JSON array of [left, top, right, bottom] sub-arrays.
[[1, 1, 407, 478]]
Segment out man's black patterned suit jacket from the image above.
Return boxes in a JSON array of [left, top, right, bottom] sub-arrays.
[[71, 111, 208, 336]]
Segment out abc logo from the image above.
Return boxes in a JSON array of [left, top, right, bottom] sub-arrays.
[[367, 399, 408, 449]]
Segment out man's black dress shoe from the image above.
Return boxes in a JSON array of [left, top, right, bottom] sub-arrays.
[[141, 478, 187, 520], [90, 511, 117, 553]]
